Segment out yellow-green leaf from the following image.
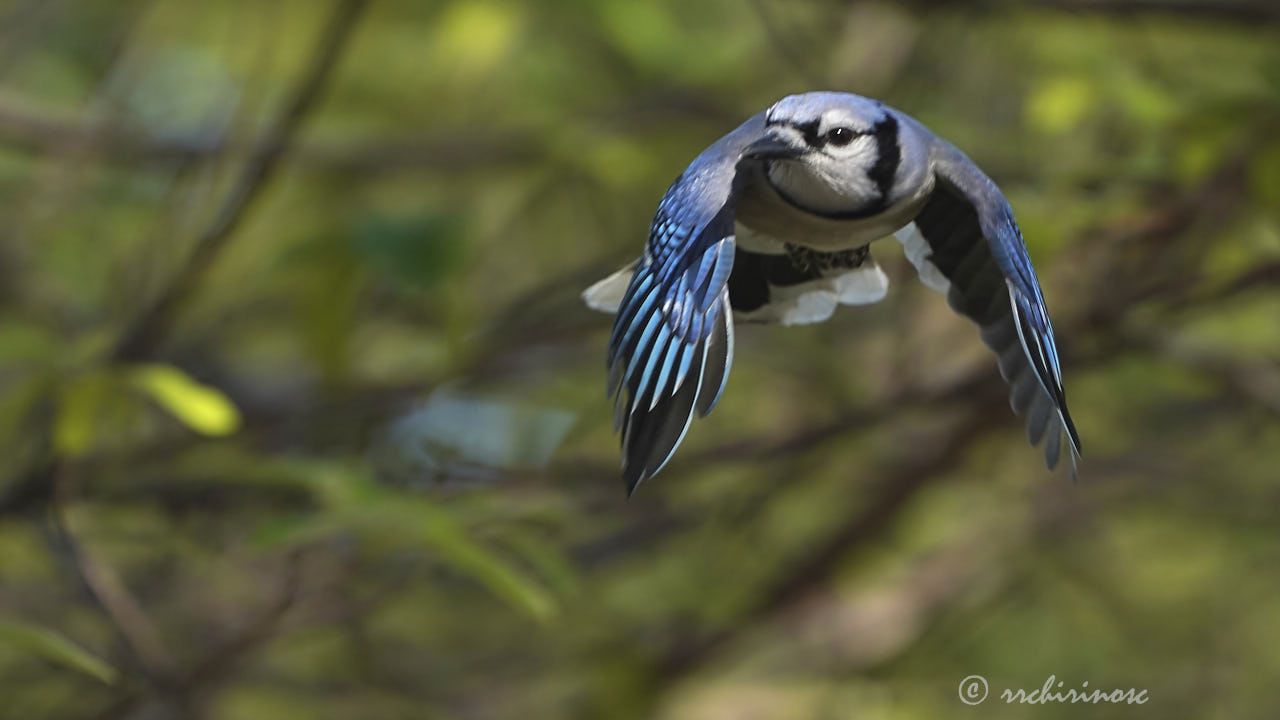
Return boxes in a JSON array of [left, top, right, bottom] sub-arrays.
[[1026, 76, 1095, 135], [433, 2, 520, 78], [130, 364, 241, 436], [0, 620, 118, 685]]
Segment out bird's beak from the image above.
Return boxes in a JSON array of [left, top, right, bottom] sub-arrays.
[[743, 129, 805, 161]]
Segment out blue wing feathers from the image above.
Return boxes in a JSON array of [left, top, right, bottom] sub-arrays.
[[608, 166, 744, 492], [605, 108, 768, 492], [921, 145, 1082, 473], [648, 334, 682, 411], [994, 221, 1082, 460], [634, 324, 673, 410], [698, 294, 733, 416]]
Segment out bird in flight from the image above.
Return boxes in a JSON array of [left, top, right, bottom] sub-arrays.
[[583, 92, 1080, 494]]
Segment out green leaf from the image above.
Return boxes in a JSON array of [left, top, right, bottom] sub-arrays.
[[130, 364, 241, 436], [411, 503, 557, 623], [432, 2, 521, 78], [0, 620, 118, 685]]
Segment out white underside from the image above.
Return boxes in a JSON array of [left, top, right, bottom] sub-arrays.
[[582, 222, 946, 321], [735, 262, 889, 325]]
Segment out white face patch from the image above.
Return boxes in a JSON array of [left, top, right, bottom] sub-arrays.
[[765, 134, 881, 215]]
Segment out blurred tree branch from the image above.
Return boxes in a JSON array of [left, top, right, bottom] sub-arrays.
[[0, 0, 369, 520], [0, 102, 543, 172], [111, 0, 369, 362], [1, 2, 366, 715], [91, 551, 303, 720], [0, 91, 738, 175], [1120, 327, 1280, 417], [1032, 0, 1280, 22], [747, 0, 828, 87], [654, 400, 1005, 686], [901, 0, 1280, 22], [47, 498, 176, 684]]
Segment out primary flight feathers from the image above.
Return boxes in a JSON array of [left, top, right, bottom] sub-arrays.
[[583, 91, 1081, 494]]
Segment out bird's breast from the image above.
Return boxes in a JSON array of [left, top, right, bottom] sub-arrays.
[[734, 163, 933, 252]]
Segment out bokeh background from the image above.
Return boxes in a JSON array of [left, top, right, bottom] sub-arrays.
[[1, 0, 1278, 718]]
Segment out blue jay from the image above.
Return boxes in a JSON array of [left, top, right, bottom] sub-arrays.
[[583, 92, 1081, 493]]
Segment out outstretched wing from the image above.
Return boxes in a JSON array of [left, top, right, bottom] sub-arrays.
[[900, 135, 1081, 476], [607, 115, 766, 494]]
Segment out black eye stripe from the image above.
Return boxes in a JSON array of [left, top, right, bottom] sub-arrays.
[[866, 114, 900, 200], [770, 119, 874, 148], [794, 120, 822, 147]]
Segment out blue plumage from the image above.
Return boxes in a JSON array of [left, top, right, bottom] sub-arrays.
[[588, 92, 1081, 493]]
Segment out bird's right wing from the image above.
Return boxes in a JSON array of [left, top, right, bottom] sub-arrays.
[[607, 113, 767, 494]]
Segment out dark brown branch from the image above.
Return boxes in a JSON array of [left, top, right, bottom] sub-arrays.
[[1032, 0, 1280, 22], [91, 551, 304, 720], [902, 0, 1280, 23], [180, 551, 303, 693], [48, 496, 176, 684]]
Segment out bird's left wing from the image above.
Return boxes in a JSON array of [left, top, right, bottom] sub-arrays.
[[607, 113, 766, 494], [898, 122, 1081, 476]]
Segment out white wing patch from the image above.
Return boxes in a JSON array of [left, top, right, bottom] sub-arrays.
[[582, 262, 637, 314], [894, 222, 950, 293]]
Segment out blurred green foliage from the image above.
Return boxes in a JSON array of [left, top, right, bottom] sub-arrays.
[[0, 0, 1278, 718]]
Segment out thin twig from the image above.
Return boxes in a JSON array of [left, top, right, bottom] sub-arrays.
[[47, 495, 176, 683], [182, 550, 303, 691], [112, 0, 370, 361]]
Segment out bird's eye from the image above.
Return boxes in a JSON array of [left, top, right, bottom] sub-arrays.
[[825, 127, 856, 146]]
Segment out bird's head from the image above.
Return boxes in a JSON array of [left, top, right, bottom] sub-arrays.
[[743, 92, 901, 216]]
